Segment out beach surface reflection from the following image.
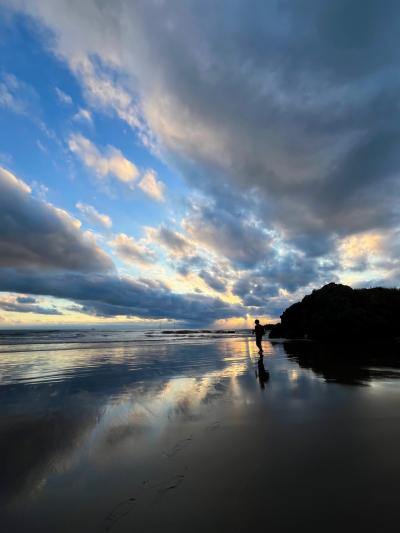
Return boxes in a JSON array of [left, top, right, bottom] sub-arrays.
[[1, 330, 400, 532]]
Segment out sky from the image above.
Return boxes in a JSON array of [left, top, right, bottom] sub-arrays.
[[0, 0, 399, 328]]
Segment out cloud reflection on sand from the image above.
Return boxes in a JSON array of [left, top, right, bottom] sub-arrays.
[[0, 333, 252, 505]]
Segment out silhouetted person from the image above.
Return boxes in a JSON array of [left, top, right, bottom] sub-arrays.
[[256, 356, 270, 389], [253, 319, 265, 353]]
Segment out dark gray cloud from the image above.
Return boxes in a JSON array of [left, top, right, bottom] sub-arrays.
[[0, 299, 62, 315], [198, 269, 226, 293], [0, 167, 113, 272], [151, 226, 192, 255], [233, 253, 338, 309], [0, 269, 245, 322], [183, 202, 272, 268], [234, 276, 279, 308], [175, 254, 206, 276], [258, 254, 338, 294], [16, 296, 37, 304]]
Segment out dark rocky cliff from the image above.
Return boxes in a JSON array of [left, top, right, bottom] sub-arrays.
[[269, 282, 400, 340]]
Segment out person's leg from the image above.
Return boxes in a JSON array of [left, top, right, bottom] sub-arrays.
[[256, 337, 263, 352]]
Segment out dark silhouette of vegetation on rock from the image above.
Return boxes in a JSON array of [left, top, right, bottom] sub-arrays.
[[269, 282, 400, 340], [262, 323, 275, 331]]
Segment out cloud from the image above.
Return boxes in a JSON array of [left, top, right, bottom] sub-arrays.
[[0, 72, 37, 114], [76, 202, 112, 229], [55, 86, 72, 105], [183, 202, 272, 268], [175, 254, 206, 276], [6, 0, 400, 307], [72, 56, 142, 130], [147, 226, 192, 256], [0, 166, 113, 272], [73, 107, 92, 123], [68, 134, 139, 185], [336, 228, 400, 285], [0, 75, 23, 113], [110, 233, 155, 265], [259, 254, 337, 294], [12, 0, 400, 260], [31, 180, 49, 200], [0, 298, 62, 315], [16, 296, 37, 304], [138, 169, 165, 202], [232, 252, 338, 309], [0, 269, 245, 322], [198, 269, 226, 293], [338, 231, 383, 271], [233, 275, 280, 307]]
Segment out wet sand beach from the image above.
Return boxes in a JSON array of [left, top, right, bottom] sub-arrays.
[[1, 330, 400, 532]]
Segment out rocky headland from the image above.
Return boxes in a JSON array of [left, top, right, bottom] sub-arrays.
[[269, 282, 400, 341]]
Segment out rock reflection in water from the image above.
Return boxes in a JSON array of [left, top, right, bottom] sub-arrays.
[[282, 340, 400, 385]]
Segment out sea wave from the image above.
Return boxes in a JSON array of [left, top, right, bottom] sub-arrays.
[[0, 328, 252, 354]]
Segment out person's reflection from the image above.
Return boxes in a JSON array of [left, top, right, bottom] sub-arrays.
[[256, 356, 270, 389]]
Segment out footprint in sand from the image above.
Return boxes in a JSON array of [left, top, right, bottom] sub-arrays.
[[144, 467, 188, 495], [153, 473, 186, 494], [104, 497, 136, 531], [103, 469, 187, 529], [162, 436, 193, 458]]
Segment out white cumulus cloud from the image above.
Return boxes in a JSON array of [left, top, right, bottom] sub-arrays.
[[73, 107, 92, 123], [139, 169, 165, 202], [76, 202, 112, 229], [68, 133, 139, 185]]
